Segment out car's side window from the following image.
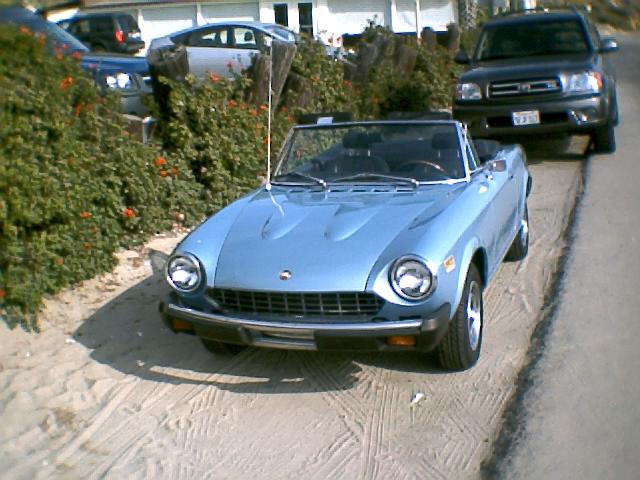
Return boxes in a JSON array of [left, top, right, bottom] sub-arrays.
[[188, 27, 229, 48], [233, 27, 259, 49]]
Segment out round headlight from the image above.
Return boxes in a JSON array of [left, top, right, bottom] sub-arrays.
[[166, 254, 202, 292], [390, 256, 436, 301]]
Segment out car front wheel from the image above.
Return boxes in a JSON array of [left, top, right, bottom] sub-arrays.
[[437, 264, 483, 370]]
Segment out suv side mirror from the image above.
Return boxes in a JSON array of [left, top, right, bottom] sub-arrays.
[[455, 50, 470, 65], [599, 37, 619, 53]]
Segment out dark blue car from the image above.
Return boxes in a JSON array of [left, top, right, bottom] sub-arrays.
[[0, 6, 151, 117]]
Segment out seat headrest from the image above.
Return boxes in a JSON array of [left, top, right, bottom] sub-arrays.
[[342, 131, 371, 149], [431, 132, 459, 150]]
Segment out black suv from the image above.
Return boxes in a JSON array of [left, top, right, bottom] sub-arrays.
[[58, 13, 144, 54], [453, 8, 619, 153]]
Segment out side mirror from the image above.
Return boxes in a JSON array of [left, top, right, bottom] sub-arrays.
[[454, 50, 470, 65], [488, 159, 507, 172], [599, 37, 619, 53], [474, 139, 501, 163]]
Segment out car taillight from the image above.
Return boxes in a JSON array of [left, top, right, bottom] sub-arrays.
[[115, 30, 124, 43]]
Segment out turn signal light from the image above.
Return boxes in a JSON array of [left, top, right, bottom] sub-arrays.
[[172, 318, 194, 333], [386, 335, 417, 346]]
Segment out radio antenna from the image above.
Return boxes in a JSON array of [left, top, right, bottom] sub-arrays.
[[265, 36, 273, 191]]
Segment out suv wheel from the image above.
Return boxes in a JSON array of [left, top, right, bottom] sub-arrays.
[[592, 123, 616, 154]]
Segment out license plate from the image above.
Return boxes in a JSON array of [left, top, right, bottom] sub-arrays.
[[512, 110, 540, 126]]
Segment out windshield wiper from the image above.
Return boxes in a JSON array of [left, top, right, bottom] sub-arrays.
[[272, 171, 327, 188], [333, 173, 420, 188]]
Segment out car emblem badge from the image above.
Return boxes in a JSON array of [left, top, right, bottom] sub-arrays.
[[520, 83, 531, 93], [280, 270, 292, 281]]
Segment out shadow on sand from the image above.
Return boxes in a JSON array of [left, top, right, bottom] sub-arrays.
[[73, 251, 445, 394]]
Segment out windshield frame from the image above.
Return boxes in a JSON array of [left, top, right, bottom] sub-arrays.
[[272, 120, 471, 187]]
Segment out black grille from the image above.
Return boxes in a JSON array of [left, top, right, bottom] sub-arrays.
[[208, 289, 384, 317], [489, 77, 561, 97]]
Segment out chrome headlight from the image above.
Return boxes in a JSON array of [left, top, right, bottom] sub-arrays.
[[166, 254, 202, 293], [390, 256, 436, 301], [561, 71, 602, 93], [105, 72, 133, 90], [456, 82, 482, 101]]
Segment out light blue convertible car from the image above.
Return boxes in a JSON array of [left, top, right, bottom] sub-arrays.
[[161, 119, 531, 370]]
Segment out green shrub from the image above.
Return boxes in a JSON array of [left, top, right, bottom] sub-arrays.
[[159, 74, 295, 214], [0, 26, 205, 330]]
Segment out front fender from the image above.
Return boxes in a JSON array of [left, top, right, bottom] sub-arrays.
[[452, 238, 486, 314]]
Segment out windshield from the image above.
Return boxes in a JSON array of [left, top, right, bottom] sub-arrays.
[[476, 19, 589, 61], [264, 24, 298, 42], [274, 123, 465, 184]]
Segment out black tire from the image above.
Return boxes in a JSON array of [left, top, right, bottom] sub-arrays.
[[506, 204, 529, 261], [592, 123, 616, 154], [437, 264, 483, 371], [200, 338, 246, 355]]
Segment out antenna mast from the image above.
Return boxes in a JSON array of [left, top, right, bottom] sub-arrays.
[[265, 37, 273, 191]]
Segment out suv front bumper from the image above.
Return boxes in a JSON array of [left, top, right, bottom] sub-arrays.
[[453, 93, 610, 139]]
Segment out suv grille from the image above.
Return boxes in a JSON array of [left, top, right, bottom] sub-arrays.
[[489, 78, 562, 97], [208, 289, 384, 317]]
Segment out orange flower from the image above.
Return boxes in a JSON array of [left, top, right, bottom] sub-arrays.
[[72, 51, 82, 61], [280, 106, 288, 114], [56, 258, 65, 266], [228, 99, 238, 108], [80, 212, 90, 219], [287, 115, 296, 122], [249, 109, 258, 117], [209, 72, 220, 82], [123, 207, 135, 219], [19, 26, 31, 36], [262, 136, 269, 145], [154, 156, 167, 167], [60, 76, 73, 91], [171, 167, 178, 175], [160, 170, 168, 177], [0, 289, 5, 299], [240, 102, 246, 109], [55, 53, 64, 61], [83, 242, 92, 250], [342, 80, 352, 88], [259, 104, 268, 112], [73, 104, 83, 116], [372, 96, 380, 105]]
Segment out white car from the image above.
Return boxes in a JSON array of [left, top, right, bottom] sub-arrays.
[[148, 21, 297, 79]]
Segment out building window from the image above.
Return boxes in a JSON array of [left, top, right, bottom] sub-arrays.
[[298, 2, 313, 36], [274, 3, 289, 27]]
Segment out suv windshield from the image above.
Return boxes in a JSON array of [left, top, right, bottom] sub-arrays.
[[476, 19, 589, 61], [274, 123, 465, 184]]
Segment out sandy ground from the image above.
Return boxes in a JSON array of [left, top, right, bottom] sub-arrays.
[[0, 144, 584, 479], [492, 34, 640, 479]]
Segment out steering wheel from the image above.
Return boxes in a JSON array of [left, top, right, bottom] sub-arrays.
[[397, 160, 450, 177]]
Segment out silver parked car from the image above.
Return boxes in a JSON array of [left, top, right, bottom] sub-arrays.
[[147, 21, 297, 78]]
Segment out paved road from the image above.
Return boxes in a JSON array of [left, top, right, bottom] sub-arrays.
[[490, 33, 640, 479]]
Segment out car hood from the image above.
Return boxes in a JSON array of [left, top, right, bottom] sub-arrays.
[[212, 184, 464, 292], [81, 53, 149, 75], [461, 53, 598, 83]]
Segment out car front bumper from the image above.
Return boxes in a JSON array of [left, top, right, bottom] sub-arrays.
[[453, 93, 610, 139], [160, 296, 451, 353]]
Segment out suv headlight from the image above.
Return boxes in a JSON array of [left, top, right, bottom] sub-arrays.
[[390, 256, 436, 301], [456, 82, 482, 101], [166, 254, 202, 293], [562, 72, 602, 93]]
